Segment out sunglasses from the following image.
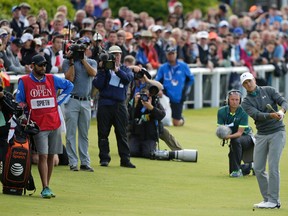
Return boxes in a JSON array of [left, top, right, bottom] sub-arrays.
[[0, 34, 8, 38]]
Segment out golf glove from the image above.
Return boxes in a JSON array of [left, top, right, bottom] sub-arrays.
[[277, 110, 285, 121]]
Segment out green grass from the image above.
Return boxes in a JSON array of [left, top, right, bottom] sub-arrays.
[[1, 108, 288, 216]]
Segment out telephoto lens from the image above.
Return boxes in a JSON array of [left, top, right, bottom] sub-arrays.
[[169, 150, 198, 162], [151, 149, 198, 162]]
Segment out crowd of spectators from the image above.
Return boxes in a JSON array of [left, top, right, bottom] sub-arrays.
[[0, 1, 288, 92]]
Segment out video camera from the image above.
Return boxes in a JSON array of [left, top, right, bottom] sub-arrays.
[[151, 149, 198, 162], [99, 51, 116, 70], [67, 42, 87, 61]]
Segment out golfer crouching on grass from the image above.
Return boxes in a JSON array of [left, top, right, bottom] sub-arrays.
[[240, 72, 287, 209]]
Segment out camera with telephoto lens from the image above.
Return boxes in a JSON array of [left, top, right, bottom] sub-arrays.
[[134, 68, 149, 80], [151, 149, 198, 162], [140, 93, 149, 102], [99, 51, 116, 70]]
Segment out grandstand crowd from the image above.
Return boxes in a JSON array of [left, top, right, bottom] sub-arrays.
[[0, 1, 287, 86]]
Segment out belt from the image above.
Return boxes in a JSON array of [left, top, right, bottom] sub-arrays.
[[70, 95, 90, 101]]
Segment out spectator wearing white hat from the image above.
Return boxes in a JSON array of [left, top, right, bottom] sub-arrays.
[[218, 20, 230, 38], [20, 33, 37, 66], [152, 25, 167, 64], [195, 31, 213, 69]]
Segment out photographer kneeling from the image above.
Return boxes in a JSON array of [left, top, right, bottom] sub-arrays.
[[128, 85, 165, 158]]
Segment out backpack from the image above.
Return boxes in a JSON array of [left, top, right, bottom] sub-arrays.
[[2, 115, 38, 195]]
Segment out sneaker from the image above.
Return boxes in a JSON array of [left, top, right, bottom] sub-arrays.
[[48, 187, 56, 198], [70, 165, 79, 171], [254, 201, 280, 209], [80, 165, 94, 172], [120, 161, 136, 168], [230, 169, 243, 177], [100, 161, 109, 167], [41, 187, 52, 199]]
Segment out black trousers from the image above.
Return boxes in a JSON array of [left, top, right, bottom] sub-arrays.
[[0, 138, 8, 162], [229, 135, 254, 173], [97, 103, 131, 164]]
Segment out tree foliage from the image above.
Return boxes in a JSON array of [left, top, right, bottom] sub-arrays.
[[109, 0, 219, 21], [0, 0, 75, 20]]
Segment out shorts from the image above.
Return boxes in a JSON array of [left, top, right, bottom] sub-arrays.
[[33, 128, 62, 155], [170, 102, 183, 120]]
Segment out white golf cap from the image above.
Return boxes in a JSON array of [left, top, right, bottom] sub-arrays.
[[219, 20, 229, 28], [152, 25, 163, 32], [240, 72, 254, 84], [196, 31, 208, 39], [21, 33, 33, 43], [108, 45, 122, 53]]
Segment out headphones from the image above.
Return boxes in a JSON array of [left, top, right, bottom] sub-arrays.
[[226, 89, 242, 106]]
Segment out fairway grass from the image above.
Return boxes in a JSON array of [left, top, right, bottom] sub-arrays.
[[1, 108, 288, 216]]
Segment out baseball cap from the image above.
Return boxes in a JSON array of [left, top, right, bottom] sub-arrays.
[[186, 19, 199, 29], [219, 4, 227, 13], [196, 31, 209, 39], [21, 33, 33, 43], [209, 32, 218, 40], [12, 38, 23, 47], [0, 28, 8, 37], [82, 18, 94, 25], [249, 5, 257, 12], [34, 38, 42, 46], [125, 32, 133, 40], [152, 25, 163, 32], [108, 45, 122, 54], [233, 27, 244, 37], [174, 2, 183, 8], [19, 2, 31, 9], [32, 54, 47, 66], [240, 72, 254, 84], [219, 20, 229, 28], [11, 5, 20, 13], [123, 22, 133, 28]]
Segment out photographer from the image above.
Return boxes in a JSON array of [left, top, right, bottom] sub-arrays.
[[125, 55, 183, 151], [128, 85, 165, 158], [63, 37, 97, 172], [91, 32, 104, 63], [92, 45, 136, 168]]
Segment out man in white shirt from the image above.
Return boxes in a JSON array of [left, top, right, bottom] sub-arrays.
[[44, 34, 64, 73]]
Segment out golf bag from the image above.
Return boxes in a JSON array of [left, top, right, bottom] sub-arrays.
[[2, 114, 39, 195]]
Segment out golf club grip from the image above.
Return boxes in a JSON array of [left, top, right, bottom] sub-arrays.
[[266, 104, 277, 113]]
